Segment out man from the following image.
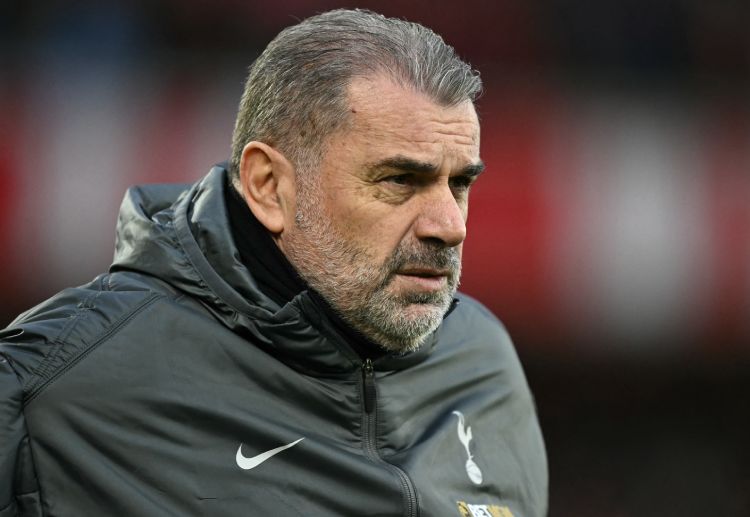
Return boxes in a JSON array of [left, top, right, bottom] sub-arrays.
[[0, 9, 547, 517]]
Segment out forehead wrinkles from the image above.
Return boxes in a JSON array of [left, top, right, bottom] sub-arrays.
[[349, 101, 479, 151], [348, 76, 477, 125], [416, 116, 478, 147]]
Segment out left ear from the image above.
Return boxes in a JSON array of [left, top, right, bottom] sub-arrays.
[[237, 141, 295, 234]]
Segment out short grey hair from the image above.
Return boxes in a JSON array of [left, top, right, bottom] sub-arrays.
[[229, 8, 482, 184]]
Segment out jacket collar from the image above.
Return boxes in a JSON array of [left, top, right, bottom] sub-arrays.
[[112, 165, 442, 375]]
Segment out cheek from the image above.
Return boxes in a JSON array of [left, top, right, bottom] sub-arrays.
[[340, 213, 409, 262], [322, 185, 414, 258]]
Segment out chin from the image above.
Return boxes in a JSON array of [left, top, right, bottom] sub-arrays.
[[401, 302, 445, 322], [375, 333, 429, 355], [368, 303, 445, 354]]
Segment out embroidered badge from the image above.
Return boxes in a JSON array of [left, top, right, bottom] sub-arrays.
[[452, 410, 482, 485], [457, 501, 514, 517]]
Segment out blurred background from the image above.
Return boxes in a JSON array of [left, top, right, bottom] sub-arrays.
[[1, 0, 748, 514]]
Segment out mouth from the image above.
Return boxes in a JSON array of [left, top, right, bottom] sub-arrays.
[[397, 267, 451, 277], [394, 267, 450, 291]]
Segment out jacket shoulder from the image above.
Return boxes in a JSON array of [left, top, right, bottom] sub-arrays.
[[441, 292, 530, 394], [448, 292, 514, 347], [0, 271, 191, 513], [0, 272, 169, 399], [443, 293, 548, 514]]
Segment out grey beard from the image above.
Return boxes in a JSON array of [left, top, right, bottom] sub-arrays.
[[342, 242, 460, 353], [285, 198, 461, 353]]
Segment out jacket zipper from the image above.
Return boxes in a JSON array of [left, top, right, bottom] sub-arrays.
[[361, 358, 419, 517]]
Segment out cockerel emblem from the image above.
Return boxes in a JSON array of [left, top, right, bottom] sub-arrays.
[[452, 411, 483, 485]]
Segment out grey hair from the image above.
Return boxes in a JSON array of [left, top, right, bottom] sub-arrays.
[[229, 8, 482, 185]]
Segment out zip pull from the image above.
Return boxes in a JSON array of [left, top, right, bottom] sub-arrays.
[[362, 358, 376, 414]]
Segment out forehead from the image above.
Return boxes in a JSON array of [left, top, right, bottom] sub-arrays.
[[342, 75, 480, 162]]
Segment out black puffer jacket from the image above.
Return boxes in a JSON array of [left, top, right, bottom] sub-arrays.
[[0, 165, 548, 517]]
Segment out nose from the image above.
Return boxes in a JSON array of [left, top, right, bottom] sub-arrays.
[[412, 185, 467, 247]]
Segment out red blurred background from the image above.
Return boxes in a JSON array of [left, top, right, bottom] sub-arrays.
[[1, 1, 748, 514]]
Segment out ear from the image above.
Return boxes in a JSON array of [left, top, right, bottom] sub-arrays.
[[238, 142, 295, 234]]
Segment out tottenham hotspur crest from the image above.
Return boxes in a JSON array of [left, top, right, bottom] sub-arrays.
[[452, 411, 482, 485]]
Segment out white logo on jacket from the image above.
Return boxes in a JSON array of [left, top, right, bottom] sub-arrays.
[[235, 438, 305, 470], [452, 411, 482, 485]]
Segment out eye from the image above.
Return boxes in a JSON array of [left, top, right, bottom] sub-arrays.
[[450, 175, 475, 192], [385, 174, 412, 186]]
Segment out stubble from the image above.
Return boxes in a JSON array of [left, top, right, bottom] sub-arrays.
[[283, 178, 461, 354]]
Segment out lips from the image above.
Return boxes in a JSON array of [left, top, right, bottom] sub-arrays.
[[394, 267, 451, 292], [396, 267, 451, 278]]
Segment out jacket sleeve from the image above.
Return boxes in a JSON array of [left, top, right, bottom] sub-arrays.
[[0, 355, 41, 517]]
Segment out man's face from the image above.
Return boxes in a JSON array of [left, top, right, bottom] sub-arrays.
[[280, 75, 482, 353]]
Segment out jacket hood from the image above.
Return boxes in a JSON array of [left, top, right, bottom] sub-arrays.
[[110, 165, 438, 374]]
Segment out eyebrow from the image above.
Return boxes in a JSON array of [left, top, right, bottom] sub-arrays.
[[369, 156, 485, 178]]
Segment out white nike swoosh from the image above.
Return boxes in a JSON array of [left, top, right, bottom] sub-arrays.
[[235, 438, 305, 470]]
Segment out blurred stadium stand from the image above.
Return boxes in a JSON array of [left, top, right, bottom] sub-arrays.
[[1, 1, 748, 515]]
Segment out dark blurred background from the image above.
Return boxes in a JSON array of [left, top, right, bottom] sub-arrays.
[[1, 1, 749, 515]]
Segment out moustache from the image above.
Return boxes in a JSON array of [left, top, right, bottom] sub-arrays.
[[381, 242, 461, 282]]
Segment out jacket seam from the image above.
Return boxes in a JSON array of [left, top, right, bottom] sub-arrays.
[[29, 291, 103, 387], [100, 274, 112, 292], [13, 490, 39, 498], [24, 293, 162, 405]]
